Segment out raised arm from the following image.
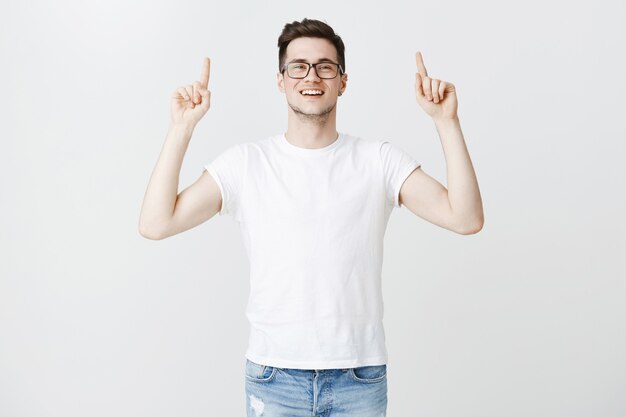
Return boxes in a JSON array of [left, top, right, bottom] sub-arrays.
[[399, 51, 483, 235], [138, 57, 218, 240]]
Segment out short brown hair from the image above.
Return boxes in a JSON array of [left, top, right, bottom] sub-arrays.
[[277, 18, 346, 74]]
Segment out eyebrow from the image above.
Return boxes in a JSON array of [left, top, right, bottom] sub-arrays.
[[288, 58, 336, 63]]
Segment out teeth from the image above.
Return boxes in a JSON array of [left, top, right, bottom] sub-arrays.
[[301, 89, 323, 95]]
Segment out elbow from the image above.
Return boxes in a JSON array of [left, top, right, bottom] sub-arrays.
[[138, 221, 165, 240], [139, 227, 162, 240], [456, 215, 484, 235], [460, 223, 483, 235]]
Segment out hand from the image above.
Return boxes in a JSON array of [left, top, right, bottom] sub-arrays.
[[170, 57, 212, 127], [414, 51, 458, 121]]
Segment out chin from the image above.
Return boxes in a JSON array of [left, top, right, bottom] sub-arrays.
[[291, 101, 332, 112], [293, 99, 336, 110]]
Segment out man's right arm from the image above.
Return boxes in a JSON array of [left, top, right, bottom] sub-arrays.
[[139, 57, 219, 240], [138, 123, 222, 240]]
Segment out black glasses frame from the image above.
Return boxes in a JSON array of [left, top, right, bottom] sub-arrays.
[[281, 61, 345, 79]]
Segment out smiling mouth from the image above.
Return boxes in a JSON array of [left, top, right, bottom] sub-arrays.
[[300, 89, 324, 97]]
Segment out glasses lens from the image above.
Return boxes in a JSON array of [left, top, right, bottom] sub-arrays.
[[287, 63, 338, 79], [287, 63, 309, 78], [316, 63, 338, 78]]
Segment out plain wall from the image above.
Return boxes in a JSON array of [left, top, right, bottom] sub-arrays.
[[1, 0, 625, 416]]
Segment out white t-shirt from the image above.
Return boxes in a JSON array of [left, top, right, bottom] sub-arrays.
[[204, 132, 420, 370]]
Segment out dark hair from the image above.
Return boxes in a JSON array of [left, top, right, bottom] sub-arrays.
[[277, 18, 346, 74]]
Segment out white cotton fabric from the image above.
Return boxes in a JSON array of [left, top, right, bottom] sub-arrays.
[[204, 132, 420, 370]]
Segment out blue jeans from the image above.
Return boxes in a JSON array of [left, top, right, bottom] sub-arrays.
[[245, 358, 388, 417]]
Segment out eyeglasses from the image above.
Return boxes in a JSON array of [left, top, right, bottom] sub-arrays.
[[281, 61, 344, 79]]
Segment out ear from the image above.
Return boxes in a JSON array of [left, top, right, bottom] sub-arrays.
[[277, 72, 285, 93], [339, 72, 348, 96]]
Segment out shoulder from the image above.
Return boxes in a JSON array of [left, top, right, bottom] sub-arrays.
[[341, 132, 401, 151], [340, 132, 383, 155], [216, 135, 275, 159], [238, 134, 278, 153]]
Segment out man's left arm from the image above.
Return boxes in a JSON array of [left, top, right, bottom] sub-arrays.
[[398, 52, 484, 235]]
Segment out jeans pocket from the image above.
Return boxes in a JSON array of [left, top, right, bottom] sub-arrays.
[[245, 359, 278, 382], [349, 364, 387, 383]]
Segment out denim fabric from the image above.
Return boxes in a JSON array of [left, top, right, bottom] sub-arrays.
[[244, 358, 387, 417]]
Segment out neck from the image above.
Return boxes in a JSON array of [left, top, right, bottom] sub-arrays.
[[284, 105, 339, 149]]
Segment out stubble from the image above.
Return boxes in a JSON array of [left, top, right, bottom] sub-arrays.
[[288, 101, 336, 125]]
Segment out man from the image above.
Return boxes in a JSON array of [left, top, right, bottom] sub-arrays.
[[139, 18, 483, 417]]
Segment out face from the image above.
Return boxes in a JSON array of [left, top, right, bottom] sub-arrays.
[[277, 37, 348, 121]]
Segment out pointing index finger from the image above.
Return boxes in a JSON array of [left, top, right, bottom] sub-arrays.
[[415, 51, 428, 77], [200, 57, 210, 89]]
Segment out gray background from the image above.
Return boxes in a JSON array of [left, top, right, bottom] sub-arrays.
[[2, 0, 625, 416]]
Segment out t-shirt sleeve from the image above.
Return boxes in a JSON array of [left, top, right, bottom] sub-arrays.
[[204, 143, 245, 218], [379, 141, 421, 208]]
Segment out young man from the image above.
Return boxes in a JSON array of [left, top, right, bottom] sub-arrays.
[[139, 18, 482, 417]]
